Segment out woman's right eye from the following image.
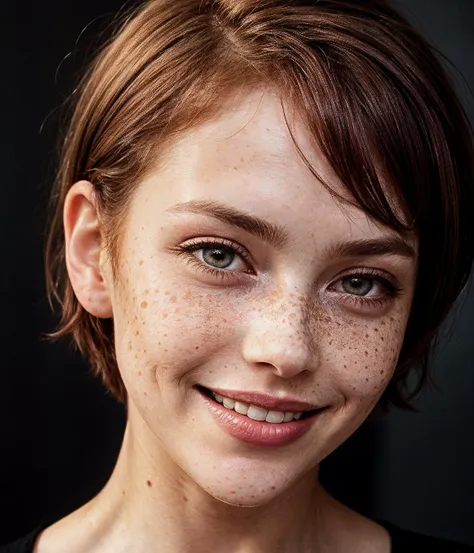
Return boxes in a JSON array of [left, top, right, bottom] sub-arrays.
[[192, 244, 247, 271], [175, 239, 254, 281]]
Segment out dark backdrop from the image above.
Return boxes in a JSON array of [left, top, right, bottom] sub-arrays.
[[1, 0, 473, 546]]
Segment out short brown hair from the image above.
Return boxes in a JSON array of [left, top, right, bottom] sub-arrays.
[[45, 0, 474, 409]]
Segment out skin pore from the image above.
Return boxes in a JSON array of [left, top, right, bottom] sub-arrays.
[[37, 89, 417, 553]]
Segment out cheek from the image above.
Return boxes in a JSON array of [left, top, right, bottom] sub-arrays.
[[319, 310, 407, 402], [114, 277, 241, 388]]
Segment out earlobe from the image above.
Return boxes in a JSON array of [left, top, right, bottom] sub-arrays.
[[64, 180, 113, 318]]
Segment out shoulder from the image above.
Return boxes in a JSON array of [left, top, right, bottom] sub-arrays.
[[377, 520, 474, 553], [0, 527, 43, 553]]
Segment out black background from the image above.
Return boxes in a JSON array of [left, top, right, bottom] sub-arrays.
[[1, 0, 473, 546]]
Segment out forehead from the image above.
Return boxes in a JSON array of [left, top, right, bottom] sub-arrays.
[[139, 89, 415, 249]]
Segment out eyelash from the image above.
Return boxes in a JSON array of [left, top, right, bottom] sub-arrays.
[[175, 239, 402, 308]]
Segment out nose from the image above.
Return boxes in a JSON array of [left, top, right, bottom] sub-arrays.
[[241, 293, 318, 379]]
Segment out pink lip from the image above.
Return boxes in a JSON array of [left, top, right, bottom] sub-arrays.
[[208, 387, 319, 412], [197, 388, 324, 447]]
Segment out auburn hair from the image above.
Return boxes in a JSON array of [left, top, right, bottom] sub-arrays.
[[45, 0, 474, 408]]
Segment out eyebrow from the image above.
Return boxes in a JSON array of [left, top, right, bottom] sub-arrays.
[[166, 200, 416, 260], [166, 200, 289, 248], [324, 236, 416, 260]]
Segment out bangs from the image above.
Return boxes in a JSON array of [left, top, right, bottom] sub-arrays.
[[271, 29, 452, 242]]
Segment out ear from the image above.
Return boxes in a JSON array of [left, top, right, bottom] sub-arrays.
[[64, 180, 113, 318]]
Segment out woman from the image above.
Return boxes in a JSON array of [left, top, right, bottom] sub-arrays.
[[3, 0, 473, 551]]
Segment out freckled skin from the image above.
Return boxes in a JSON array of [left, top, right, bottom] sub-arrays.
[[104, 90, 417, 510]]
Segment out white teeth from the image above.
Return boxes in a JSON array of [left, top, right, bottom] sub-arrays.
[[222, 397, 235, 409], [247, 405, 268, 421], [266, 410, 285, 424], [209, 390, 306, 423], [234, 401, 249, 415]]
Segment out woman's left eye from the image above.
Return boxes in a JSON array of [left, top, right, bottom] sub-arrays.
[[334, 276, 384, 297], [330, 272, 401, 309]]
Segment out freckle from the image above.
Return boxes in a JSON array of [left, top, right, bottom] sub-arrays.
[[344, 365, 347, 368], [380, 369, 384, 374], [135, 330, 140, 336], [375, 348, 378, 352], [364, 351, 368, 356], [374, 328, 379, 332], [122, 490, 126, 496], [138, 371, 142, 376], [144, 391, 148, 396], [141, 301, 148, 309], [195, 346, 199, 350], [381, 337, 384, 341], [162, 313, 168, 318], [164, 333, 168, 337], [147, 480, 153, 487], [183, 495, 188, 502], [271, 486, 276, 490], [365, 334, 369, 338], [139, 260, 144, 266], [365, 378, 369, 382]]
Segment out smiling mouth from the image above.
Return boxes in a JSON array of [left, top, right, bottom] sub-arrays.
[[196, 385, 322, 424]]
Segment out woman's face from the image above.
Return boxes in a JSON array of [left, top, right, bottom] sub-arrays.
[[104, 90, 417, 506]]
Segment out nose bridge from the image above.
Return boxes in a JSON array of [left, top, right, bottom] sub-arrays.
[[242, 288, 317, 378]]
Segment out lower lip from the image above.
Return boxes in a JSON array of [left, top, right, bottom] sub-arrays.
[[197, 389, 323, 447]]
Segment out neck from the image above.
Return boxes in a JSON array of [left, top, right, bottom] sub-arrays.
[[80, 419, 334, 553]]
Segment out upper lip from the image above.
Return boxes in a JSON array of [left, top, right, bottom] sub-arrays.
[[204, 386, 320, 412]]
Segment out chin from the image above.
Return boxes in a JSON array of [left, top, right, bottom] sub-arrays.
[[206, 485, 282, 508], [190, 459, 307, 509]]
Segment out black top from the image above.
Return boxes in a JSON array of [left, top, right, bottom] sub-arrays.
[[1, 521, 473, 552]]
